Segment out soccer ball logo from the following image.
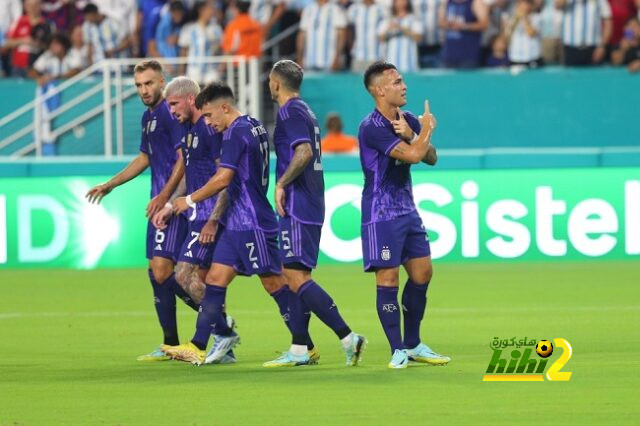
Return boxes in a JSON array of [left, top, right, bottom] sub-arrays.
[[536, 340, 553, 358]]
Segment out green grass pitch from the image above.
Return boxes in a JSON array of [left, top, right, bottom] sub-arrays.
[[1, 261, 638, 425]]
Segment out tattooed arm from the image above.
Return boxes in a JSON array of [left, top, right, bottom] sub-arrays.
[[169, 176, 187, 203], [389, 101, 436, 165], [422, 143, 438, 166], [209, 189, 229, 222], [274, 143, 313, 216], [199, 190, 228, 244]]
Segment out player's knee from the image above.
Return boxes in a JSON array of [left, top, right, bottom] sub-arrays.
[[260, 274, 284, 294], [411, 267, 432, 285], [151, 263, 173, 284]]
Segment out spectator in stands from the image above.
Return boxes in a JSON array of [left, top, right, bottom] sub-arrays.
[[540, 0, 564, 64], [249, 0, 287, 36], [68, 25, 90, 69], [347, 0, 388, 72], [378, 0, 423, 72], [608, 0, 638, 52], [222, 1, 263, 58], [28, 33, 82, 155], [611, 17, 640, 66], [297, 0, 348, 71], [178, 0, 223, 84], [137, 0, 166, 57], [149, 0, 186, 61], [0, 0, 23, 76], [485, 33, 509, 65], [556, 0, 612, 65], [93, 0, 139, 57], [439, 0, 490, 68], [321, 113, 358, 154], [5, 0, 48, 77], [41, 0, 84, 33], [481, 0, 511, 64], [504, 0, 542, 67], [412, 0, 444, 67], [82, 3, 129, 64], [29, 33, 81, 86]]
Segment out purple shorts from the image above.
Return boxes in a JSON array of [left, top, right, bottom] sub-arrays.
[[279, 216, 321, 270], [177, 220, 216, 268], [146, 215, 188, 262], [211, 227, 282, 276], [361, 211, 431, 272]]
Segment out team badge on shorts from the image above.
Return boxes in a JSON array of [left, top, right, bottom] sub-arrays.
[[381, 246, 391, 261]]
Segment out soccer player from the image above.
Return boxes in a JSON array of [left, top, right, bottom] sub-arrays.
[[358, 61, 450, 369], [85, 60, 199, 361], [262, 60, 367, 367], [163, 82, 304, 365], [151, 76, 236, 364]]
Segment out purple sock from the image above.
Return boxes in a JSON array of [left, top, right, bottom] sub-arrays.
[[191, 284, 230, 350], [377, 286, 403, 353], [298, 280, 351, 339], [148, 269, 178, 346], [165, 272, 199, 311], [287, 289, 315, 348], [270, 285, 293, 331], [402, 279, 428, 349]]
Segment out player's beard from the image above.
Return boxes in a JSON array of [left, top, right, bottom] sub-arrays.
[[143, 92, 163, 108]]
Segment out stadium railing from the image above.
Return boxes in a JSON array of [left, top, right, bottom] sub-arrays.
[[0, 56, 260, 158]]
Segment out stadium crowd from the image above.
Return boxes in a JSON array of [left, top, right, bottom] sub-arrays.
[[1, 0, 640, 83]]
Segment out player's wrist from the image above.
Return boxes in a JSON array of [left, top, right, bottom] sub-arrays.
[[185, 195, 196, 208], [164, 201, 173, 210]]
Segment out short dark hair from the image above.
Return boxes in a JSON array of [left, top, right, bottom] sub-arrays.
[[49, 33, 71, 52], [235, 0, 251, 13], [82, 3, 99, 14], [271, 60, 303, 91], [195, 82, 235, 109], [134, 59, 164, 74], [169, 0, 185, 12], [325, 113, 343, 132], [363, 61, 397, 91]]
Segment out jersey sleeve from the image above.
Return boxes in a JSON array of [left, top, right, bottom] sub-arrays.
[[219, 129, 246, 170], [333, 5, 347, 28], [32, 53, 47, 74], [347, 4, 356, 23], [599, 0, 612, 19], [411, 15, 423, 35], [139, 115, 148, 154], [282, 108, 313, 149], [404, 111, 422, 136], [208, 128, 222, 162], [169, 116, 183, 151], [300, 5, 312, 31], [178, 25, 190, 48], [361, 121, 402, 156]]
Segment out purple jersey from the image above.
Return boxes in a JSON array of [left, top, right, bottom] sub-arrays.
[[218, 115, 278, 232], [182, 116, 222, 222], [358, 109, 421, 224], [273, 98, 325, 225], [139, 99, 183, 198]]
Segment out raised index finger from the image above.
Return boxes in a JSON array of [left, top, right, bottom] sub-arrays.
[[424, 100, 430, 115]]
